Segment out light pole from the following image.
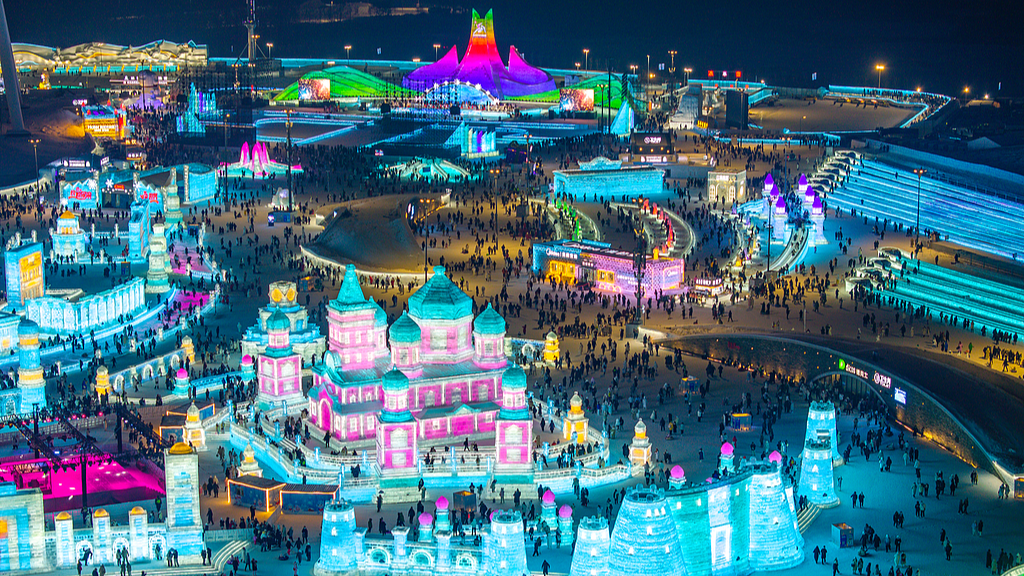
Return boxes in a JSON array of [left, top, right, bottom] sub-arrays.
[[683, 67, 692, 86], [266, 43, 273, 59], [345, 45, 352, 60], [913, 168, 926, 254], [575, 62, 580, 71], [875, 64, 885, 89], [667, 50, 676, 74], [433, 44, 440, 61], [646, 54, 650, 88], [28, 138, 40, 192], [583, 48, 589, 71]]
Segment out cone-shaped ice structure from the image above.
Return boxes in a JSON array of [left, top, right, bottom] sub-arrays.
[[570, 516, 611, 576], [798, 439, 840, 508], [805, 400, 842, 464], [748, 464, 805, 570], [608, 487, 686, 576]]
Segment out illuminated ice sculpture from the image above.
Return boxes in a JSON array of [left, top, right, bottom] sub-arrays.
[[256, 311, 305, 412], [401, 9, 555, 99], [571, 459, 804, 576], [0, 483, 49, 572], [16, 319, 46, 415], [146, 222, 171, 293], [797, 439, 840, 508], [629, 419, 652, 467], [805, 400, 842, 464], [608, 487, 685, 576], [563, 391, 589, 443]]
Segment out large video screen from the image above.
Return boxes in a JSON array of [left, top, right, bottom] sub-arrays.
[[298, 78, 331, 101], [559, 88, 594, 112]]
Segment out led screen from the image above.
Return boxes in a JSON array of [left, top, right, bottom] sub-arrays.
[[559, 88, 594, 112], [298, 78, 331, 101]]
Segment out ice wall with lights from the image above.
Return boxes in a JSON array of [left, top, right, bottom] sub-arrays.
[[573, 461, 804, 576]]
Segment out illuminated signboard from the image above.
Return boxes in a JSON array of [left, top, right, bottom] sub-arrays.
[[838, 359, 891, 389], [639, 155, 668, 163], [643, 135, 663, 144], [894, 387, 907, 405]]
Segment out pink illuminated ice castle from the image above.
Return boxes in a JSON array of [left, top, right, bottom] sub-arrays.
[[308, 265, 533, 483]]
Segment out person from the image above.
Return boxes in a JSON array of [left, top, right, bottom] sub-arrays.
[[814, 545, 821, 564], [833, 558, 840, 575], [542, 560, 551, 575]]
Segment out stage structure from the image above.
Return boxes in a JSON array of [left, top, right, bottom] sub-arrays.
[[402, 9, 555, 100], [221, 142, 303, 178]]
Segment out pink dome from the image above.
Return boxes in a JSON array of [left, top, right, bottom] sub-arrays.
[[176, 368, 188, 379], [418, 513, 433, 526], [799, 174, 808, 186], [435, 496, 449, 510], [241, 354, 253, 365], [542, 490, 556, 505], [558, 505, 573, 519], [805, 185, 815, 198], [770, 184, 780, 197], [720, 442, 734, 456], [764, 174, 774, 186], [670, 465, 685, 479], [768, 451, 783, 464]]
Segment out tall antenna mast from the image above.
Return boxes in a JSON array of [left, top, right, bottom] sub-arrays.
[[245, 0, 257, 64]]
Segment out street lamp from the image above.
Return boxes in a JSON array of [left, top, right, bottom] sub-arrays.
[[667, 50, 676, 74], [345, 45, 352, 60], [913, 168, 926, 254], [266, 43, 273, 59], [646, 54, 650, 87], [28, 138, 40, 192], [683, 67, 692, 86], [433, 44, 441, 61], [583, 48, 589, 71], [575, 62, 580, 71], [875, 64, 885, 89]]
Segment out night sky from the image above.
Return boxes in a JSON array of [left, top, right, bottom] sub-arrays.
[[5, 0, 1020, 96]]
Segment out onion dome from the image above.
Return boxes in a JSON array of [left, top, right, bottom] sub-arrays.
[[542, 490, 556, 505], [436, 496, 450, 510], [266, 310, 290, 332], [769, 450, 783, 464], [558, 505, 573, 519], [502, 364, 527, 391], [418, 513, 433, 527], [241, 354, 254, 366], [389, 312, 421, 343], [381, 368, 410, 392], [409, 266, 472, 320], [721, 442, 734, 456], [176, 368, 188, 379], [17, 319, 39, 336], [634, 418, 647, 437], [473, 303, 506, 335], [670, 465, 685, 480]]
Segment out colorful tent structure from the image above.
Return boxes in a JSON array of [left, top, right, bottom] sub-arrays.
[[402, 9, 555, 100]]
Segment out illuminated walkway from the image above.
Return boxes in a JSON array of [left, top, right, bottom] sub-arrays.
[[812, 154, 1024, 261]]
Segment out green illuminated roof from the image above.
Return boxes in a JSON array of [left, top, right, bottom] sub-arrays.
[[273, 66, 420, 101], [389, 312, 421, 343]]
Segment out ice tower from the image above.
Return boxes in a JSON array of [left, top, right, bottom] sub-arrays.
[[607, 487, 685, 576], [805, 401, 842, 464], [797, 439, 839, 507], [17, 319, 45, 415]]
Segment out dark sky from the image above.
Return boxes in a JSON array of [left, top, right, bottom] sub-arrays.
[[5, 0, 1021, 96]]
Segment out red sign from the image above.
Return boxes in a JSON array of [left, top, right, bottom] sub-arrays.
[[69, 188, 93, 200]]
